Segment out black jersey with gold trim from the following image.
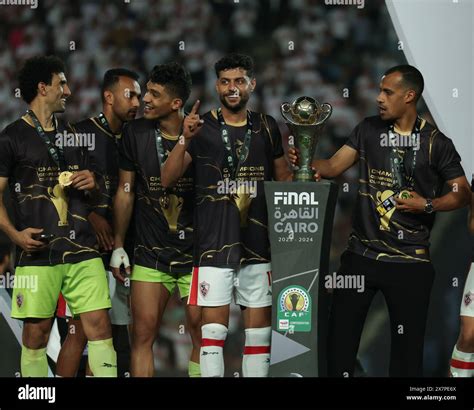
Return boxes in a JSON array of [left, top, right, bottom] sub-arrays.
[[74, 116, 136, 266], [73, 117, 120, 223], [119, 118, 194, 273], [346, 116, 465, 263], [187, 110, 284, 268], [0, 117, 100, 266]]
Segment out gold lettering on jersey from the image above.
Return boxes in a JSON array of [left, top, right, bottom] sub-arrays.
[[160, 194, 183, 233], [48, 184, 69, 226], [37, 165, 79, 182], [231, 184, 255, 227], [376, 189, 396, 231]]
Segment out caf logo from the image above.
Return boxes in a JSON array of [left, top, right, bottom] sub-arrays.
[[279, 287, 309, 312]]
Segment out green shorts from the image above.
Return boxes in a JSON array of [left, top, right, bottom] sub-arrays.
[[131, 265, 191, 298], [12, 258, 111, 319]]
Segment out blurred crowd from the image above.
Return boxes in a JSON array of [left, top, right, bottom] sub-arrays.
[[0, 0, 422, 376]]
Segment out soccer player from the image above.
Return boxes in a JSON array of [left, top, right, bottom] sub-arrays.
[[162, 53, 293, 377], [55, 68, 141, 377], [0, 55, 117, 377], [450, 178, 474, 376], [111, 62, 202, 377], [289, 65, 470, 376]]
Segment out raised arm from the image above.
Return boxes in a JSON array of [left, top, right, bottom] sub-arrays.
[[161, 100, 203, 188], [313, 144, 359, 179]]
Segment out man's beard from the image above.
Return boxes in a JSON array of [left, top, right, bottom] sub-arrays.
[[219, 93, 249, 113], [116, 108, 137, 122], [53, 105, 66, 114]]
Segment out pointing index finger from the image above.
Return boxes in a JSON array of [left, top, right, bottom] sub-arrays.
[[190, 100, 200, 115]]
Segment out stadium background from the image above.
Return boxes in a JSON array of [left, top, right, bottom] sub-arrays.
[[0, 0, 470, 377]]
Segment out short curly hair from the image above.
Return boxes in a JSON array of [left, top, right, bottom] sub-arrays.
[[214, 53, 254, 78], [148, 62, 192, 105], [18, 55, 66, 104]]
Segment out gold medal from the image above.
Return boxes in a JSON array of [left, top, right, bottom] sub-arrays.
[[398, 190, 412, 199], [159, 193, 170, 209], [58, 171, 73, 188]]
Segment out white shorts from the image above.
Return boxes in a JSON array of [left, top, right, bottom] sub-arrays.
[[460, 263, 474, 317], [188, 263, 272, 308]]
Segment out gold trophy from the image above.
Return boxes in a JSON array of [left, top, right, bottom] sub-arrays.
[[281, 97, 332, 182]]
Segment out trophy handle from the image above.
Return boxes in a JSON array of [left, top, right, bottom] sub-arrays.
[[314, 103, 332, 126], [280, 103, 296, 125]]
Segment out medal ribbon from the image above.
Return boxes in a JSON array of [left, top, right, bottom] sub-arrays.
[[97, 112, 119, 145], [154, 123, 183, 207], [27, 109, 67, 172], [216, 108, 253, 181], [388, 116, 422, 192]]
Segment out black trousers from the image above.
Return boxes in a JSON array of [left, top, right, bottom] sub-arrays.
[[327, 251, 435, 377]]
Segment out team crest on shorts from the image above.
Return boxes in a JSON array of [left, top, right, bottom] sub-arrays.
[[16, 293, 24, 308], [200, 281, 210, 298], [464, 292, 474, 307]]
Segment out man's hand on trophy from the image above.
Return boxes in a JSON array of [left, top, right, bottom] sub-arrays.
[[288, 146, 300, 167], [311, 167, 322, 182], [183, 100, 204, 140], [287, 147, 321, 181]]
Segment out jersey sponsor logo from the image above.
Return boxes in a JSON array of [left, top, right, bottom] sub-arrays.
[[274, 192, 318, 206], [200, 281, 210, 298], [464, 292, 474, 307]]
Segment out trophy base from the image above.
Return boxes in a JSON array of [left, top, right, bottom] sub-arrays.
[[265, 180, 338, 377], [293, 169, 315, 182]]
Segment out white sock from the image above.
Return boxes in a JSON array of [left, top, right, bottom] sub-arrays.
[[242, 326, 271, 377], [450, 346, 474, 377], [200, 323, 227, 377]]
